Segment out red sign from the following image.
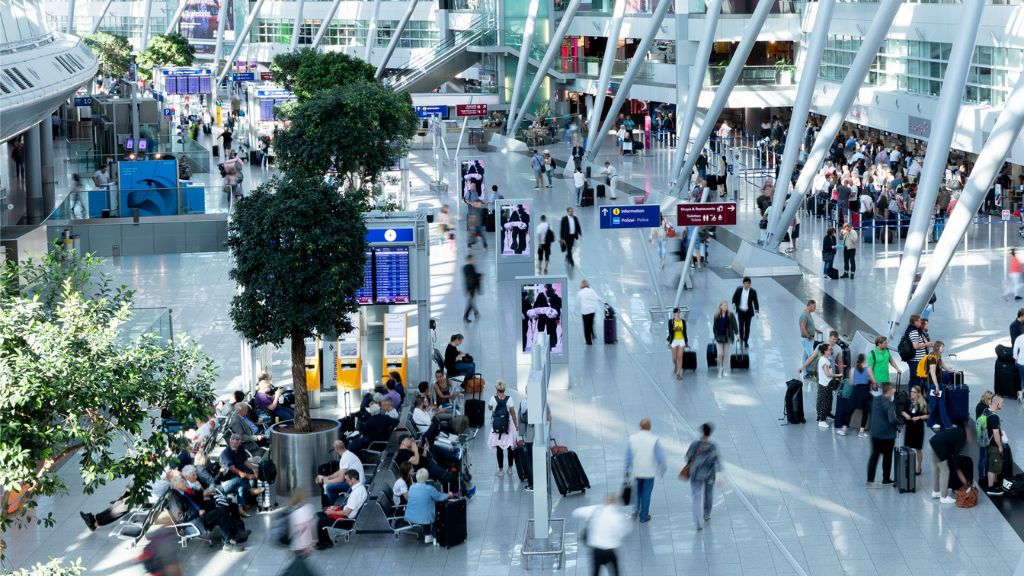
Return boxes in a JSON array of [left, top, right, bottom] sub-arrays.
[[677, 202, 737, 226], [456, 104, 488, 117], [260, 72, 273, 81]]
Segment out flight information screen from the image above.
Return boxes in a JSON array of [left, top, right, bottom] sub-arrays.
[[355, 250, 374, 304], [373, 247, 410, 304]]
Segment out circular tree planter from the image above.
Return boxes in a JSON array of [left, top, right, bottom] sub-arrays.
[[270, 418, 340, 497]]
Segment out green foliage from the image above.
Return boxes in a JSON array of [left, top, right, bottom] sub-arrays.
[[0, 245, 216, 553], [226, 176, 368, 432], [270, 49, 375, 101], [273, 83, 418, 189], [137, 33, 195, 80], [4, 558, 86, 576], [82, 32, 131, 79]]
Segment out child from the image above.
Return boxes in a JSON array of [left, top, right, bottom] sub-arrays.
[[838, 354, 872, 437]]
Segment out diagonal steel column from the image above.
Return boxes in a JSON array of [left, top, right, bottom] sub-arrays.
[[216, 0, 269, 85], [165, 0, 189, 35], [213, 0, 230, 69], [67, 0, 76, 34], [140, 0, 154, 52], [764, 0, 836, 242], [89, 0, 115, 33], [508, 0, 584, 136], [505, 0, 543, 136], [363, 0, 383, 62], [668, 0, 723, 192], [904, 74, 1024, 324], [376, 0, 421, 79], [672, 0, 775, 194], [887, 0, 985, 335], [584, 0, 673, 162], [674, 185, 712, 308], [312, 0, 345, 50], [583, 0, 627, 153], [768, 0, 902, 252], [290, 0, 305, 49]]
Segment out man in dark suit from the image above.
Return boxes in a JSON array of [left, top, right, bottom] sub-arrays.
[[571, 144, 585, 171], [730, 277, 759, 348], [559, 207, 582, 267]]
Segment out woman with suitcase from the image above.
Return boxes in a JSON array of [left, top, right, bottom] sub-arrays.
[[899, 386, 929, 474], [923, 341, 955, 430], [711, 301, 738, 378], [668, 308, 688, 381]]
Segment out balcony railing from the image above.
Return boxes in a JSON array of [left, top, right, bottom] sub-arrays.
[[688, 0, 803, 13], [705, 65, 797, 86]]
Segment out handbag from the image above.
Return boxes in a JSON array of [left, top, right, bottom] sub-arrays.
[[559, 240, 567, 253], [828, 377, 843, 392], [621, 479, 632, 506], [840, 379, 854, 399], [955, 485, 977, 508], [666, 226, 676, 238], [679, 443, 706, 480]]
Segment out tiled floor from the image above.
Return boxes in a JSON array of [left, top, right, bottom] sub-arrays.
[[6, 130, 1024, 575]]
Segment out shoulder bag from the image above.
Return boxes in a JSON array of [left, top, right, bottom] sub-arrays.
[[679, 443, 706, 480]]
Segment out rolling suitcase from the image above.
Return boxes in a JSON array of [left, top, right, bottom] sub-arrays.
[[706, 343, 717, 368], [514, 443, 532, 484], [465, 399, 485, 428], [581, 186, 595, 207], [596, 184, 606, 198], [682, 347, 698, 371], [994, 359, 1020, 399], [212, 144, 220, 158], [730, 350, 750, 370], [603, 306, 617, 344], [484, 209, 496, 232], [433, 498, 467, 548], [784, 379, 806, 424], [894, 431, 916, 493], [942, 372, 969, 424], [551, 450, 589, 496]]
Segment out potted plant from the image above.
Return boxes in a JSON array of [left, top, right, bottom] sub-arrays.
[[774, 59, 796, 85]]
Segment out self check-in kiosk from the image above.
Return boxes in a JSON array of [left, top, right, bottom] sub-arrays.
[[383, 313, 408, 386], [303, 338, 322, 409]]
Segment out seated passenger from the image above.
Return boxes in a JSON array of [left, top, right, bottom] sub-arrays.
[[315, 440, 365, 505], [315, 470, 368, 550], [381, 397, 399, 420], [444, 334, 476, 379], [166, 475, 247, 551], [388, 370, 406, 401], [347, 403, 398, 455], [432, 374, 458, 410], [254, 378, 294, 422], [385, 379, 403, 411], [219, 434, 262, 514], [412, 395, 433, 435], [216, 390, 245, 419], [226, 404, 266, 455], [392, 461, 414, 507], [404, 468, 449, 544]]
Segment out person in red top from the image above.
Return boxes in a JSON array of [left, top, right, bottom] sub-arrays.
[[1005, 249, 1022, 301]]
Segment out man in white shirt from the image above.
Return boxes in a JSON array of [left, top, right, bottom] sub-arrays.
[[624, 418, 667, 523], [316, 439, 365, 505], [573, 167, 586, 206], [536, 215, 552, 274], [572, 495, 633, 574], [314, 469, 368, 550], [92, 164, 110, 187], [602, 161, 619, 200], [907, 157, 923, 182]]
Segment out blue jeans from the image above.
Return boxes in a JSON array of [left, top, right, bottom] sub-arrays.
[[927, 393, 952, 429], [691, 476, 714, 527], [222, 475, 252, 504], [801, 338, 814, 377], [325, 481, 350, 505], [453, 361, 475, 379], [823, 253, 835, 276], [635, 477, 655, 520], [576, 186, 583, 205]]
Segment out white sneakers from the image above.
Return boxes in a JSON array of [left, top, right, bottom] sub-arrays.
[[496, 469, 504, 477], [836, 428, 848, 436], [931, 491, 941, 499], [939, 496, 956, 504], [818, 421, 829, 428]]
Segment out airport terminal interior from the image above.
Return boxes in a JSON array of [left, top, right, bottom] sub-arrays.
[[3, 0, 1024, 574]]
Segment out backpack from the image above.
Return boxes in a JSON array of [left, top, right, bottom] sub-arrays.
[[544, 228, 555, 244], [976, 412, 992, 447], [271, 508, 293, 546], [492, 396, 510, 436], [916, 355, 931, 378], [217, 162, 227, 177], [259, 457, 278, 484], [897, 329, 916, 362]]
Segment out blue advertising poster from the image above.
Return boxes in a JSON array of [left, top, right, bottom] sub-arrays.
[[118, 160, 179, 217]]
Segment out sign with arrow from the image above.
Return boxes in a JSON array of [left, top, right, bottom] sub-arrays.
[[599, 205, 662, 229], [676, 202, 737, 226]]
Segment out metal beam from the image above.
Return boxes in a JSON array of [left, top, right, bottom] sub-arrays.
[[363, 0, 383, 62], [508, 0, 585, 137], [165, 0, 188, 35], [674, 184, 712, 308], [584, 0, 673, 161], [767, 0, 903, 252], [290, 0, 305, 49], [764, 0, 836, 241], [583, 0, 627, 153], [376, 0, 420, 79], [89, 0, 115, 34], [212, 0, 230, 72], [216, 0, 269, 85], [139, 0, 154, 52], [887, 0, 985, 335], [505, 0, 543, 136], [673, 0, 775, 193], [312, 0, 345, 50], [668, 0, 723, 191], [904, 74, 1024, 323], [67, 0, 75, 34]]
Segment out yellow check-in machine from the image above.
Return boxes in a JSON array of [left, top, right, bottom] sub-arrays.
[[303, 338, 322, 409], [338, 313, 362, 390], [383, 312, 408, 386]]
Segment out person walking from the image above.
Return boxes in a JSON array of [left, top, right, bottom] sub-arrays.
[[1005, 249, 1023, 301], [866, 383, 900, 488], [625, 418, 667, 524], [711, 301, 738, 378], [543, 151, 556, 188], [488, 381, 518, 477], [10, 140, 25, 180], [531, 150, 545, 190], [571, 142, 585, 172], [730, 277, 759, 348], [462, 254, 482, 323], [536, 214, 554, 274], [822, 227, 837, 279], [573, 167, 586, 206], [559, 207, 582, 267], [839, 222, 858, 279], [572, 494, 632, 575], [667, 308, 688, 380], [683, 423, 722, 530], [577, 279, 602, 346], [649, 217, 669, 270], [929, 425, 970, 503]]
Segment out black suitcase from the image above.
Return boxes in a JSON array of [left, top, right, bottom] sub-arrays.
[[203, 123, 212, 135], [784, 379, 806, 424], [484, 209, 496, 232], [434, 498, 467, 548], [827, 267, 839, 280], [995, 359, 1020, 398], [514, 444, 532, 484], [604, 315, 617, 344], [212, 144, 220, 158], [943, 374, 969, 424], [683, 348, 698, 371], [581, 186, 594, 207], [551, 450, 590, 496], [585, 166, 591, 179], [706, 343, 717, 368], [596, 184, 606, 198], [895, 444, 917, 493], [996, 344, 1015, 362], [249, 150, 261, 165], [465, 399, 485, 428], [730, 352, 750, 370]]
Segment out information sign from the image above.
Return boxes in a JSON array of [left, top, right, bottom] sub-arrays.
[[415, 105, 449, 118], [676, 202, 738, 226], [599, 205, 662, 229], [456, 104, 488, 116]]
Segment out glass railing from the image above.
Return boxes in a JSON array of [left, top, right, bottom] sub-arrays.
[[116, 307, 174, 345], [491, 31, 548, 61], [48, 182, 232, 223], [704, 65, 797, 86], [688, 0, 803, 13], [383, 14, 496, 92], [559, 56, 656, 81], [578, 0, 676, 14]]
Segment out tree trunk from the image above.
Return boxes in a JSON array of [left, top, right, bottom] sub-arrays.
[[291, 333, 310, 432]]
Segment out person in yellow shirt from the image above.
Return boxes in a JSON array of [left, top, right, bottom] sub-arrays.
[[667, 308, 688, 380]]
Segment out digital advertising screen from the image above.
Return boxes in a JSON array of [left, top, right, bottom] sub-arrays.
[[521, 282, 563, 355], [356, 247, 411, 305], [179, 0, 233, 42], [461, 159, 484, 200], [500, 203, 531, 257], [118, 160, 178, 217]]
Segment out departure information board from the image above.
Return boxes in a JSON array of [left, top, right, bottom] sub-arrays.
[[356, 247, 410, 305], [356, 250, 374, 305]]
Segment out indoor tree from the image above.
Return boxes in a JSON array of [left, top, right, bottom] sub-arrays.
[[136, 32, 195, 80], [82, 32, 132, 80], [226, 176, 367, 433], [0, 245, 216, 555], [270, 48, 375, 102]]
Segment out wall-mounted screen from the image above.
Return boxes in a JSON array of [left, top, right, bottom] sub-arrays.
[[357, 247, 410, 305], [500, 203, 531, 256], [386, 342, 405, 356], [338, 343, 359, 357], [521, 282, 563, 355]]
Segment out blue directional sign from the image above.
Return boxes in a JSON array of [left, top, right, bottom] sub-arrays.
[[599, 205, 661, 229], [366, 227, 415, 244], [415, 105, 448, 118], [73, 96, 92, 107], [231, 72, 256, 82]]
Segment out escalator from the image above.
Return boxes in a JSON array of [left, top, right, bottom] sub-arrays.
[[382, 14, 495, 93]]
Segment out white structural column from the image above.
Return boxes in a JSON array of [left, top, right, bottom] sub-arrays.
[[768, 0, 903, 250], [673, 0, 776, 193], [140, 0, 154, 52], [905, 74, 1024, 322], [583, 0, 627, 153], [66, 0, 75, 34], [674, 185, 712, 307], [217, 0, 269, 85], [89, 0, 115, 33], [213, 0, 230, 71], [764, 0, 836, 240], [508, 0, 584, 136], [363, 0, 383, 62], [290, 0, 305, 49], [505, 0, 543, 137], [312, 0, 345, 50], [887, 0, 986, 334], [376, 0, 421, 79], [668, 0, 723, 191], [165, 0, 189, 35], [585, 0, 673, 161]]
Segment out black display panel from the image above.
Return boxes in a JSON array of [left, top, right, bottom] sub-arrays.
[[356, 247, 410, 305], [356, 250, 374, 305]]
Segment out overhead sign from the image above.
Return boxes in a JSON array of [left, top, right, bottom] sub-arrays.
[[163, 108, 174, 117], [599, 205, 662, 230], [415, 105, 448, 118], [365, 227, 415, 244], [161, 68, 211, 76], [256, 89, 292, 98], [73, 96, 93, 107], [677, 202, 737, 226], [260, 71, 273, 81], [231, 72, 255, 82], [456, 104, 488, 117]]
